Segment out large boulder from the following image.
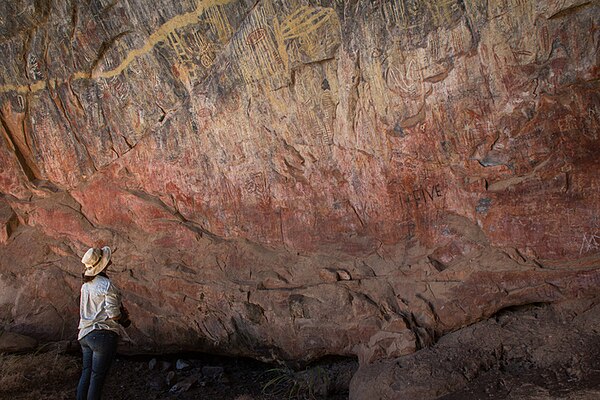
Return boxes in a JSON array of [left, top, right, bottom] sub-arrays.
[[0, 331, 38, 353], [350, 298, 600, 399]]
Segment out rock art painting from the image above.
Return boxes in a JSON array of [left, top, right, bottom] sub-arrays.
[[0, 0, 599, 389]]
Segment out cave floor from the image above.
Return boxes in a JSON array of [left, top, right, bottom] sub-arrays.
[[2, 347, 600, 400], [3, 300, 600, 399], [0, 350, 356, 400], [352, 297, 600, 400], [438, 301, 600, 400]]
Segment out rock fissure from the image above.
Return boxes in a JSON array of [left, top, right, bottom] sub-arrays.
[[0, 110, 39, 182]]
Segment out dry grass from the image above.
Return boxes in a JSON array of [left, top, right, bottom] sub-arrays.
[[0, 349, 80, 399], [261, 366, 331, 399]]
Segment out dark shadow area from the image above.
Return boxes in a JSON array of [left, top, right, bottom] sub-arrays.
[[0, 348, 357, 400]]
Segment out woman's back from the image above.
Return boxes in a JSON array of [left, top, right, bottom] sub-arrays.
[[78, 275, 122, 340]]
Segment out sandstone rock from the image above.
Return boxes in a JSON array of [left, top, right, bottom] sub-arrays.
[[0, 331, 38, 353], [0, 201, 18, 244], [336, 269, 352, 281], [0, 0, 598, 379], [318, 268, 338, 283], [169, 375, 198, 394], [350, 299, 600, 399], [176, 358, 192, 370]]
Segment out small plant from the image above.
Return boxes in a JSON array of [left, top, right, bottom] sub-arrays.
[[261, 366, 330, 399]]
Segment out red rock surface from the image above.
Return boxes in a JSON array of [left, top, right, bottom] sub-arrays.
[[0, 0, 599, 369], [350, 299, 600, 400]]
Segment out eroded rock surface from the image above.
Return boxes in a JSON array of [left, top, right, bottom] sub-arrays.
[[350, 298, 600, 400], [0, 330, 38, 353], [0, 0, 599, 370]]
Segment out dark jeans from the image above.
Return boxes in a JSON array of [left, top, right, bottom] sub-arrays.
[[76, 330, 118, 400]]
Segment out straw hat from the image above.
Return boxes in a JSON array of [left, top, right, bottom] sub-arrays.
[[81, 246, 111, 276]]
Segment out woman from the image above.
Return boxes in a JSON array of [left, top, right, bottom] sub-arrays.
[[76, 246, 129, 400]]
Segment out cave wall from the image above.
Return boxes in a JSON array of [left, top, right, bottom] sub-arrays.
[[0, 0, 599, 364]]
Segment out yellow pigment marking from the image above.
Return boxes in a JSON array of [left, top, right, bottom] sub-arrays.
[[92, 0, 234, 79], [0, 0, 234, 95], [205, 5, 234, 44], [235, 12, 286, 86], [273, 18, 289, 73], [424, 0, 459, 27], [280, 6, 335, 41], [0, 80, 47, 94]]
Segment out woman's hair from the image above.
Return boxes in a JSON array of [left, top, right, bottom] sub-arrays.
[[82, 271, 109, 283]]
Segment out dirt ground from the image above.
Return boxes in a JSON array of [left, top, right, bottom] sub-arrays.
[[350, 297, 600, 400], [0, 349, 356, 400], [437, 300, 600, 400], [3, 299, 600, 400]]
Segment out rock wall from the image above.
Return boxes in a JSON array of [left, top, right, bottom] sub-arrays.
[[0, 0, 599, 364]]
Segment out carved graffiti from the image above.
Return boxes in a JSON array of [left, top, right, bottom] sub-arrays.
[[0, 1, 341, 94], [97, 78, 109, 92], [244, 172, 267, 195], [459, 110, 495, 148], [27, 54, 43, 80], [243, 171, 272, 207], [374, 0, 461, 33], [97, 76, 130, 102], [584, 106, 600, 139], [579, 215, 600, 255], [405, 184, 443, 208], [150, 73, 163, 94], [222, 91, 241, 114], [580, 232, 600, 255], [111, 76, 130, 102], [385, 57, 424, 99], [389, 179, 444, 210], [557, 114, 578, 132], [377, 1, 415, 30]]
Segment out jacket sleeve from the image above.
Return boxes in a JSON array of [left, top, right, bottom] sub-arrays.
[[105, 282, 122, 319]]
